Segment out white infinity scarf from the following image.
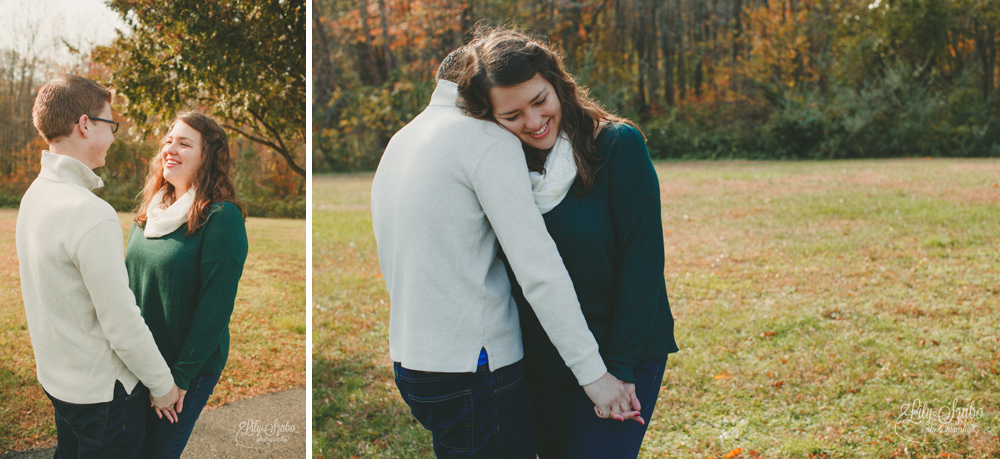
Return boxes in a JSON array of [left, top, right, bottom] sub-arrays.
[[144, 188, 195, 238], [529, 133, 577, 214]]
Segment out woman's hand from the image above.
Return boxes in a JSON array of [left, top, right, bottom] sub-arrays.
[[150, 385, 186, 423], [583, 372, 642, 423], [174, 388, 187, 413], [619, 382, 644, 425]]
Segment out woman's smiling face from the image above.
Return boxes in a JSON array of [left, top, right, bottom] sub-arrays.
[[160, 120, 204, 194], [489, 73, 562, 151]]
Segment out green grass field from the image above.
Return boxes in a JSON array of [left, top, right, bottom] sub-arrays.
[[0, 211, 306, 453], [313, 159, 1000, 458]]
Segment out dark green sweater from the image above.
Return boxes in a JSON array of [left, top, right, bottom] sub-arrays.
[[510, 123, 678, 384], [125, 202, 248, 390]]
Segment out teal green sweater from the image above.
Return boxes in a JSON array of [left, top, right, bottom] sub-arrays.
[[510, 123, 678, 384], [125, 202, 248, 390]]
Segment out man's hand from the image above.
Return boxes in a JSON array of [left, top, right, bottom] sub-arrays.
[[150, 384, 180, 423], [582, 372, 642, 423], [152, 384, 179, 409]]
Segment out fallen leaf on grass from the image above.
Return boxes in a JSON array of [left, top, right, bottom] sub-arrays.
[[714, 371, 734, 380], [724, 448, 744, 459], [775, 380, 784, 388]]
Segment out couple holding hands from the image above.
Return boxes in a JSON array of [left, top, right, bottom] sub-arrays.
[[16, 74, 248, 458], [372, 25, 678, 458], [17, 22, 676, 459]]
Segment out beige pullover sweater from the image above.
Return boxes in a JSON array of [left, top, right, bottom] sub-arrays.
[[371, 81, 606, 385], [17, 152, 174, 403]]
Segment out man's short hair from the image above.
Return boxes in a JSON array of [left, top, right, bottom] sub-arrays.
[[436, 47, 469, 83], [32, 74, 114, 142]]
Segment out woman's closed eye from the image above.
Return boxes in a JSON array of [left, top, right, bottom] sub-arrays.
[[500, 97, 548, 121]]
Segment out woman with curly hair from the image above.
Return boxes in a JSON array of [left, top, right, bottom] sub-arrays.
[[458, 26, 679, 459], [125, 112, 248, 458]]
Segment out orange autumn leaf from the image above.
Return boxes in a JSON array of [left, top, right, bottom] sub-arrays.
[[714, 372, 733, 380], [724, 448, 744, 459]]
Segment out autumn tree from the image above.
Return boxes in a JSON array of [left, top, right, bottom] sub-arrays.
[[317, 0, 999, 168], [95, 0, 306, 177]]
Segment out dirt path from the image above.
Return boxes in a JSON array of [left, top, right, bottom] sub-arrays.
[[0, 387, 306, 459]]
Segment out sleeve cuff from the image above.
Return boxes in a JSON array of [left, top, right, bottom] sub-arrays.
[[605, 361, 636, 384], [146, 373, 176, 398], [568, 351, 608, 386], [171, 369, 192, 391]]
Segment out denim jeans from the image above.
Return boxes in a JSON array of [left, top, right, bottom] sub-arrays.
[[46, 380, 149, 459], [531, 356, 668, 459], [394, 360, 537, 458], [141, 372, 220, 459]]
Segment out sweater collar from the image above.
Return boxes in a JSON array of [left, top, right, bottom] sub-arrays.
[[429, 80, 459, 108], [38, 151, 105, 190]]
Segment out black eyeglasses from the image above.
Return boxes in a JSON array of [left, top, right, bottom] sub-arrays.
[[77, 116, 119, 133]]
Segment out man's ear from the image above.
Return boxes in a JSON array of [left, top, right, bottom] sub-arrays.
[[75, 114, 90, 138]]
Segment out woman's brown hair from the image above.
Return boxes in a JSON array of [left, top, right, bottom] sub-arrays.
[[458, 25, 639, 192], [134, 112, 246, 235]]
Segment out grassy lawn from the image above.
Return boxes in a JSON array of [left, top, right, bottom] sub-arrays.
[[0, 210, 306, 454], [312, 159, 1000, 458]]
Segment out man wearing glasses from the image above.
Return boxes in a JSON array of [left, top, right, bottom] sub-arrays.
[[16, 74, 180, 458]]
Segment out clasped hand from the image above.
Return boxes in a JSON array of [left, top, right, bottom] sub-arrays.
[[582, 372, 644, 425], [149, 384, 186, 424]]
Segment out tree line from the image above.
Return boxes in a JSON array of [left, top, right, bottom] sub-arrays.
[[314, 0, 999, 171], [1, 0, 305, 217]]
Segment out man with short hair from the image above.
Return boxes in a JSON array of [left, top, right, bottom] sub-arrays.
[[17, 74, 179, 458], [371, 49, 637, 458]]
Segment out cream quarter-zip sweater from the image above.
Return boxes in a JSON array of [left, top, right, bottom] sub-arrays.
[[16, 151, 174, 403], [370, 80, 606, 385]]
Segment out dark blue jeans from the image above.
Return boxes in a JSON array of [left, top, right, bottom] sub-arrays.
[[141, 372, 220, 459], [394, 360, 537, 458], [531, 356, 668, 459], [46, 380, 148, 459]]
